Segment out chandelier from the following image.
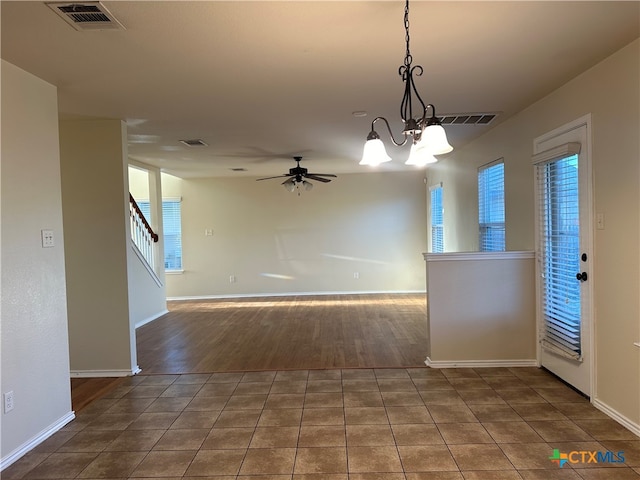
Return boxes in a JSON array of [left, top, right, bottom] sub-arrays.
[[360, 0, 452, 167]]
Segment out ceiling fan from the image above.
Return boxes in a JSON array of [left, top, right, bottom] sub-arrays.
[[256, 156, 337, 193]]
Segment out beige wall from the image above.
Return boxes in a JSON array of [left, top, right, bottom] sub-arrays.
[[430, 39, 640, 426], [425, 113, 538, 253], [59, 119, 137, 375], [1, 61, 73, 465], [127, 248, 167, 328], [426, 252, 536, 365], [161, 172, 182, 198], [165, 170, 428, 298], [128, 166, 150, 200]]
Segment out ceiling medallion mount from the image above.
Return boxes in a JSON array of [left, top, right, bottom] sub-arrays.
[[360, 0, 452, 168]]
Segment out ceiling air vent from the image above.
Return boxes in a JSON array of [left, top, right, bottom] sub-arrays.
[[46, 2, 124, 31], [439, 113, 499, 126], [179, 139, 209, 147]]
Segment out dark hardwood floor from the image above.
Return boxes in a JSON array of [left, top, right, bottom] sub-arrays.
[[70, 377, 123, 412], [135, 293, 428, 374], [72, 293, 428, 407]]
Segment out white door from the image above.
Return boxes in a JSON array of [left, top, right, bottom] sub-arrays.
[[533, 115, 593, 396]]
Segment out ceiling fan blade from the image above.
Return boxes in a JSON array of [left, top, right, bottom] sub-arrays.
[[307, 173, 337, 178], [305, 174, 332, 183], [256, 174, 292, 181]]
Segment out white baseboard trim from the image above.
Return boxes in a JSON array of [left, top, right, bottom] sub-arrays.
[[592, 398, 640, 437], [167, 290, 426, 301], [425, 357, 539, 368], [70, 368, 138, 378], [135, 309, 169, 329], [0, 411, 75, 471]]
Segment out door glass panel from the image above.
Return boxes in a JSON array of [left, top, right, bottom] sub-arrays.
[[537, 154, 582, 359]]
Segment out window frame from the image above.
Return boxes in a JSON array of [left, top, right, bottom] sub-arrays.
[[429, 183, 444, 253], [478, 159, 505, 252]]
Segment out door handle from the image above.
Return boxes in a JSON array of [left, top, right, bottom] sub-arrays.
[[576, 272, 588, 282]]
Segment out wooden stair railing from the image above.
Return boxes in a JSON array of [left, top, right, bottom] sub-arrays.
[[129, 193, 159, 269]]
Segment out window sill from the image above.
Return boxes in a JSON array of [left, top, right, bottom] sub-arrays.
[[165, 270, 184, 275]]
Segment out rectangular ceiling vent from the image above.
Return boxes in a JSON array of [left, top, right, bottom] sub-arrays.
[[46, 2, 125, 31], [179, 139, 209, 147], [439, 113, 499, 126]]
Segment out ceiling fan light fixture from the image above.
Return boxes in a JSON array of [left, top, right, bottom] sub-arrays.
[[282, 178, 296, 192], [260, 157, 336, 192], [361, 0, 452, 167]]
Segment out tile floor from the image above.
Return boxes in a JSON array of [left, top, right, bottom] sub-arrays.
[[4, 367, 640, 479]]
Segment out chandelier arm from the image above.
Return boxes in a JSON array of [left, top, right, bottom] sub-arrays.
[[408, 66, 428, 124], [399, 66, 412, 123], [424, 103, 442, 127], [372, 116, 409, 147]]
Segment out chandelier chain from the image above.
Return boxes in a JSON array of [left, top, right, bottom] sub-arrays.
[[404, 0, 412, 66]]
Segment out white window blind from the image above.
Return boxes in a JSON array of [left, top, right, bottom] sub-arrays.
[[137, 201, 151, 223], [138, 199, 183, 271], [478, 161, 505, 251], [430, 185, 444, 253], [536, 154, 581, 359], [162, 200, 182, 271]]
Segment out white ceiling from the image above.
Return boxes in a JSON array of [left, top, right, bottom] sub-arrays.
[[2, 1, 639, 179]]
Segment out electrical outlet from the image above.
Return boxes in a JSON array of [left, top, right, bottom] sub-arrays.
[[41, 229, 54, 248], [354, 272, 359, 279], [229, 275, 236, 283], [4, 391, 14, 413], [204, 229, 213, 236]]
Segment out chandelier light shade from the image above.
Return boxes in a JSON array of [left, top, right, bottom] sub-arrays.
[[361, 0, 452, 167], [406, 142, 438, 166], [421, 114, 453, 155], [360, 130, 392, 166]]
